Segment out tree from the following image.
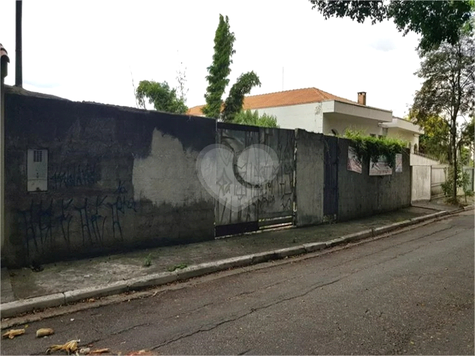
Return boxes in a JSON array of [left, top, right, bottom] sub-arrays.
[[202, 15, 235, 119], [459, 117, 475, 166], [309, 0, 474, 52], [135, 80, 187, 114], [222, 72, 261, 122], [202, 14, 261, 121], [417, 115, 450, 162], [233, 110, 279, 128], [411, 34, 475, 202]]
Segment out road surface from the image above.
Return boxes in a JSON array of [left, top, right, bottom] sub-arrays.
[[1, 211, 473, 355]]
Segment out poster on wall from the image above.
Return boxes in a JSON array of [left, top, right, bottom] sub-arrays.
[[395, 154, 403, 173], [347, 146, 362, 174], [369, 156, 393, 176]]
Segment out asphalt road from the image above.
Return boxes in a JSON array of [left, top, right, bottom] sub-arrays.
[[1, 211, 473, 355]]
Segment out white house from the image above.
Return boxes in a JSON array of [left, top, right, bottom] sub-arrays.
[[188, 87, 423, 152]]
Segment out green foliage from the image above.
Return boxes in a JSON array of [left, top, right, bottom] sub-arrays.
[[415, 115, 450, 162], [167, 263, 188, 272], [441, 164, 468, 203], [202, 14, 236, 119], [460, 147, 472, 166], [143, 253, 152, 268], [411, 33, 475, 200], [309, 0, 474, 52], [222, 72, 261, 122], [135, 80, 187, 114], [233, 110, 279, 128], [460, 117, 475, 147], [343, 129, 407, 168], [202, 14, 261, 121]]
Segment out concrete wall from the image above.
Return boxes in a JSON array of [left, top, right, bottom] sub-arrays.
[[337, 138, 412, 221], [411, 166, 431, 201], [431, 165, 449, 197], [295, 130, 324, 226], [3, 89, 416, 266], [3, 89, 216, 267], [409, 153, 440, 166]]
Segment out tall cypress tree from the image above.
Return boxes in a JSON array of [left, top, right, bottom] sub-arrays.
[[202, 15, 236, 119]]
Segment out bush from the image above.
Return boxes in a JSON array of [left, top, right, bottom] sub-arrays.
[[343, 129, 407, 168], [441, 164, 471, 201]]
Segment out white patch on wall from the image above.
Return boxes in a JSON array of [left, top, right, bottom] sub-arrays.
[[27, 149, 48, 191], [132, 129, 207, 206]]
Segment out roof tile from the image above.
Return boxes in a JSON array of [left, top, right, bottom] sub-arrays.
[[187, 87, 356, 116]]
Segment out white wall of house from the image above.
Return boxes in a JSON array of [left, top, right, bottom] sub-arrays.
[[255, 103, 323, 132], [322, 114, 384, 137], [386, 128, 419, 152], [254, 102, 422, 155], [323, 101, 393, 122]]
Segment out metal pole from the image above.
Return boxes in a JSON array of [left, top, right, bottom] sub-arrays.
[[15, 0, 22, 87], [0, 45, 9, 253]]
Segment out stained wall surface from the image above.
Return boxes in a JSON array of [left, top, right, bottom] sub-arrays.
[[3, 90, 216, 267]]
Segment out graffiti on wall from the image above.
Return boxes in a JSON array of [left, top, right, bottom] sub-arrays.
[[18, 180, 137, 257], [49, 163, 98, 189], [207, 127, 295, 226]]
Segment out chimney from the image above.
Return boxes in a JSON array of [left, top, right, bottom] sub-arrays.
[[357, 92, 366, 105]]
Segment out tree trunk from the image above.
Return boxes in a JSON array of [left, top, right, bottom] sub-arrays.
[[452, 117, 458, 202]]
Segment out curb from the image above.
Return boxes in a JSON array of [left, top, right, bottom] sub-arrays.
[[0, 209, 460, 319], [463, 204, 474, 211]]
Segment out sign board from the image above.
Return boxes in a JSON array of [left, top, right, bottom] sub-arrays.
[[347, 146, 362, 174], [369, 155, 392, 176], [395, 154, 403, 173]]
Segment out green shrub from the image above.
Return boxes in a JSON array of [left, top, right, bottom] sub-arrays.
[[343, 129, 407, 168]]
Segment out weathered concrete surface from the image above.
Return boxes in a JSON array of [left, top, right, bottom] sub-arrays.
[[3, 89, 216, 267], [337, 138, 412, 221], [295, 130, 324, 226], [1, 211, 472, 355]]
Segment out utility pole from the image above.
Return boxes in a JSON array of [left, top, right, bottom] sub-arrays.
[[0, 44, 9, 252], [15, 0, 22, 87]]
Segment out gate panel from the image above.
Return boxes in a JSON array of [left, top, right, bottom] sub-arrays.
[[214, 123, 296, 236], [324, 136, 339, 217], [215, 123, 260, 236], [257, 128, 295, 225]]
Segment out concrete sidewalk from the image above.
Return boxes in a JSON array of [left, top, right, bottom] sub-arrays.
[[1, 200, 471, 319]]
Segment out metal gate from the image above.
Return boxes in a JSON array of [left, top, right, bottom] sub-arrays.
[[214, 123, 295, 237], [323, 136, 339, 218]]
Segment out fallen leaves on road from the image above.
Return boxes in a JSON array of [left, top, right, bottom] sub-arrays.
[[2, 329, 25, 339], [46, 339, 79, 355], [79, 347, 91, 355], [90, 348, 110, 354], [36, 328, 54, 338]]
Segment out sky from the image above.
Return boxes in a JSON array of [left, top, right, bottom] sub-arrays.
[[0, 0, 423, 118]]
